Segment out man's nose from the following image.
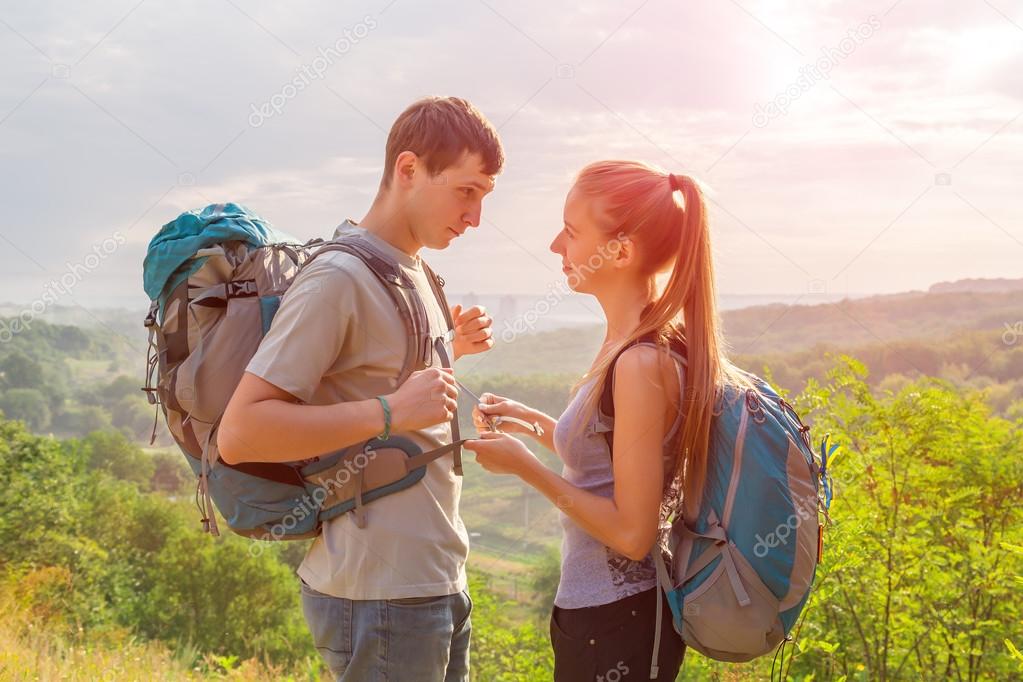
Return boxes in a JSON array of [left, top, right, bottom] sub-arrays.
[[463, 203, 482, 228]]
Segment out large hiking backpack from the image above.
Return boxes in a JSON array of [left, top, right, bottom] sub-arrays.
[[141, 203, 465, 541], [597, 334, 835, 675]]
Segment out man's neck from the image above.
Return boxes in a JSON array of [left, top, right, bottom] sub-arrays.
[[357, 196, 421, 259]]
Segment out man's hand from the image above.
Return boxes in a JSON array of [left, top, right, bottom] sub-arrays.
[[451, 304, 494, 360], [385, 367, 459, 432]]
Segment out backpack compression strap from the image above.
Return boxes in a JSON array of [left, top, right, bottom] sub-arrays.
[[597, 332, 688, 459]]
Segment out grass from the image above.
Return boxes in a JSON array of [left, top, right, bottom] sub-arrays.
[[0, 575, 325, 682]]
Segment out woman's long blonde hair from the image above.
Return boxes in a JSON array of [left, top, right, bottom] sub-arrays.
[[568, 160, 751, 519]]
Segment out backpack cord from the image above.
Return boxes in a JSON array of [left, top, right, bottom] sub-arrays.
[[142, 304, 162, 445], [770, 637, 785, 681], [199, 421, 221, 536]]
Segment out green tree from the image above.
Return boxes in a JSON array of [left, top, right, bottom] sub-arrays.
[[0, 350, 44, 390], [528, 545, 561, 619], [79, 430, 154, 489], [787, 358, 1023, 681], [0, 388, 52, 431], [76, 405, 113, 433]]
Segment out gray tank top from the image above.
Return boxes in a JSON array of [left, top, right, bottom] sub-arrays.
[[553, 352, 685, 609]]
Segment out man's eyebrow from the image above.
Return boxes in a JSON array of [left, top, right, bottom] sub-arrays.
[[462, 180, 494, 191]]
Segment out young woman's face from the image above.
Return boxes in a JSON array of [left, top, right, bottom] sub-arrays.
[[549, 186, 622, 294]]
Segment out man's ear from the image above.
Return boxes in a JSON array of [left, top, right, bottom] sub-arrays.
[[393, 150, 418, 189]]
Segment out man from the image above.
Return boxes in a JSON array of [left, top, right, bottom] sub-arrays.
[[218, 96, 504, 681]]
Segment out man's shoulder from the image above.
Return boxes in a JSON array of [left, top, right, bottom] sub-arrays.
[[292, 249, 382, 295]]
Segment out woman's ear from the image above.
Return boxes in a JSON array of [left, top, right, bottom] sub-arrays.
[[611, 234, 636, 269]]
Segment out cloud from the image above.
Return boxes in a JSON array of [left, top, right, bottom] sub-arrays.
[[0, 0, 1021, 309]]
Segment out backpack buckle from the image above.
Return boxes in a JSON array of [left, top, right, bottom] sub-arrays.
[[226, 280, 258, 298]]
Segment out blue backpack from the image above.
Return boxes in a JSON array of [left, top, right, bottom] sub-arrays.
[[141, 203, 465, 540], [598, 334, 835, 675]]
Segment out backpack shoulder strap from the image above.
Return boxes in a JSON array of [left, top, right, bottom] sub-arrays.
[[303, 239, 464, 475], [302, 236, 428, 384], [421, 260, 455, 333], [420, 259, 463, 475], [598, 332, 687, 459]]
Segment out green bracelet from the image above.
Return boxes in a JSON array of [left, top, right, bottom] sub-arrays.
[[375, 396, 391, 440]]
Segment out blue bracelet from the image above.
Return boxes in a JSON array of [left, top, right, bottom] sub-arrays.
[[375, 396, 391, 440]]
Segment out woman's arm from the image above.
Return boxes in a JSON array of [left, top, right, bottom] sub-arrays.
[[531, 411, 558, 453], [468, 346, 672, 560]]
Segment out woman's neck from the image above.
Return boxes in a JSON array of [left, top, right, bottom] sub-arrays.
[[596, 280, 654, 347]]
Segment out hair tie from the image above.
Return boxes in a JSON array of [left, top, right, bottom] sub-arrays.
[[668, 173, 683, 192]]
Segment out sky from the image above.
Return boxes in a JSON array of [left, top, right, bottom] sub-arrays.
[[0, 0, 1021, 313]]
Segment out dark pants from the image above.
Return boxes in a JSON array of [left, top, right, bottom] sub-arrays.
[[550, 587, 686, 681]]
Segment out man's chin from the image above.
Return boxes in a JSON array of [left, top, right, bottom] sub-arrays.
[[432, 233, 457, 249]]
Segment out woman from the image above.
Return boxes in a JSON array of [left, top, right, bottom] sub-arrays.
[[463, 161, 753, 681]]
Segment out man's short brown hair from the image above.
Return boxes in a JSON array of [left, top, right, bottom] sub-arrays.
[[382, 96, 504, 187]]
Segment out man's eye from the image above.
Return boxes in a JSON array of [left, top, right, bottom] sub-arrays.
[[462, 188, 474, 197]]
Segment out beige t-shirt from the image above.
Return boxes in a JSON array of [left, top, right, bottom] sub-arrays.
[[245, 221, 468, 600]]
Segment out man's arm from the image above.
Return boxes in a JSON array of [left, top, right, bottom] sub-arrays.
[[218, 372, 385, 464], [218, 367, 459, 465]]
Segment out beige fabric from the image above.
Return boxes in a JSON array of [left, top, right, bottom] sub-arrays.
[[246, 221, 467, 600]]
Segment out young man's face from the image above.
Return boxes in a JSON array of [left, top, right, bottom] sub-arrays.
[[405, 152, 495, 250]]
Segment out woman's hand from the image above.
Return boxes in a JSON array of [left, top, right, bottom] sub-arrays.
[[472, 393, 538, 435], [463, 431, 538, 477]]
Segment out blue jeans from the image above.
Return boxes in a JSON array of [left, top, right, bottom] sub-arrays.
[[300, 579, 472, 681]]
